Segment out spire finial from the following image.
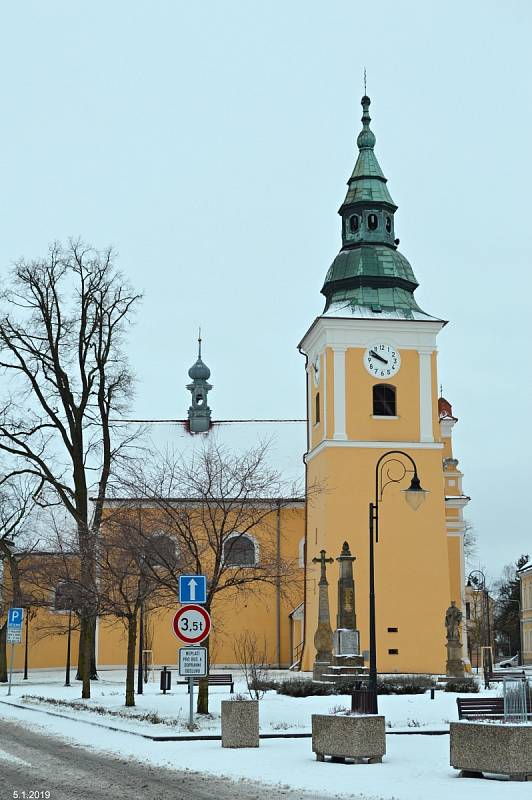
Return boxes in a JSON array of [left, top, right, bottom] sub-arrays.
[[357, 92, 375, 150], [440, 383, 443, 398], [363, 67, 367, 96], [198, 326, 202, 359]]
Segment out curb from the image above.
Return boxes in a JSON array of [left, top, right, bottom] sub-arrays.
[[0, 699, 449, 741]]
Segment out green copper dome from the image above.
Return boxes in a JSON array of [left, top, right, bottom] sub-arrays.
[[321, 95, 430, 319]]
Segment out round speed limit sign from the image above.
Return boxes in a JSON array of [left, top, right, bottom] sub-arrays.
[[173, 604, 211, 645]]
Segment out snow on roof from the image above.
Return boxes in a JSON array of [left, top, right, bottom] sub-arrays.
[[115, 418, 307, 492], [322, 303, 445, 323]]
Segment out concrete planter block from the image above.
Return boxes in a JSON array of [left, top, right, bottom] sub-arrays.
[[221, 700, 259, 748], [312, 714, 386, 763], [450, 722, 532, 780]]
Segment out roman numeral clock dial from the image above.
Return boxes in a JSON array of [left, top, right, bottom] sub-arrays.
[[364, 343, 401, 379]]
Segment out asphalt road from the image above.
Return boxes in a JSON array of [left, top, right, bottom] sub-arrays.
[[0, 717, 333, 800]]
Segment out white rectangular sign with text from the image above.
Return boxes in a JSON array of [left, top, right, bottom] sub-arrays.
[[178, 647, 208, 677]]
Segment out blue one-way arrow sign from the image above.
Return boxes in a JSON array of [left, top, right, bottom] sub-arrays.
[[179, 575, 207, 604]]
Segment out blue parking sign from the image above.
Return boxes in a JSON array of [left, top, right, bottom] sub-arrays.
[[179, 575, 207, 604], [7, 607, 23, 628]]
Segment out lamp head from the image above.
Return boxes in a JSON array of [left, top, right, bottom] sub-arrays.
[[402, 473, 428, 511]]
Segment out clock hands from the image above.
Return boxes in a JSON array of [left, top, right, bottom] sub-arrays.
[[370, 349, 388, 365]]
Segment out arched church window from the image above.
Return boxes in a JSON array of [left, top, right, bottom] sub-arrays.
[[385, 216, 392, 233], [144, 532, 178, 569], [373, 384, 396, 416], [368, 214, 378, 231], [223, 534, 257, 567], [315, 392, 320, 424], [349, 215, 359, 232]]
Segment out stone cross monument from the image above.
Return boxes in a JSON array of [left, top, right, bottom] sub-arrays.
[[312, 549, 334, 682], [445, 600, 466, 678], [333, 541, 363, 667]]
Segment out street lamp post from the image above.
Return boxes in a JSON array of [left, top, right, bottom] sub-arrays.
[[137, 600, 144, 696], [65, 604, 73, 687], [368, 450, 427, 714], [466, 570, 491, 674], [23, 608, 29, 680]]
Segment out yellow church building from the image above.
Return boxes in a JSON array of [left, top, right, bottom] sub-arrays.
[[4, 94, 470, 677]]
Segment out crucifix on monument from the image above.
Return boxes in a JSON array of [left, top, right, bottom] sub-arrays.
[[312, 549, 334, 682]]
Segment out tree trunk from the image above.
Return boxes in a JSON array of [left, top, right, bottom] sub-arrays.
[[196, 636, 210, 714], [0, 555, 22, 683], [0, 623, 7, 682], [76, 616, 86, 681], [81, 618, 91, 699], [89, 615, 98, 679], [125, 613, 138, 707]]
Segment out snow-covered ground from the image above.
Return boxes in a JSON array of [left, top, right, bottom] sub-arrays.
[[1, 668, 530, 799], [0, 667, 502, 735]]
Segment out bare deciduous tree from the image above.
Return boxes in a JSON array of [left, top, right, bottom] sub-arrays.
[[234, 630, 269, 700], [463, 519, 477, 566], [97, 509, 172, 707], [0, 474, 41, 681], [0, 241, 142, 698], [111, 438, 305, 713]]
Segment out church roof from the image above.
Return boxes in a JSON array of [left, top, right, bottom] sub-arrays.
[[114, 418, 306, 492]]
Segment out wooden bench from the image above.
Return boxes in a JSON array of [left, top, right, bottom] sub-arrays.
[[486, 670, 526, 683], [457, 697, 505, 720], [457, 695, 532, 720], [180, 673, 234, 693]]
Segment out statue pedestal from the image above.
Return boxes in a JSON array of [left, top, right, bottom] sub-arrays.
[[313, 661, 334, 682], [446, 639, 466, 678], [332, 629, 364, 668]]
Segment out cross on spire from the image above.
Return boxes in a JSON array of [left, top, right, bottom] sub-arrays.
[[312, 549, 334, 584]]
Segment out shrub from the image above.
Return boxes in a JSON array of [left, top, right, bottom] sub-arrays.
[[276, 678, 334, 697], [249, 677, 280, 692], [376, 675, 436, 695], [444, 677, 479, 693]]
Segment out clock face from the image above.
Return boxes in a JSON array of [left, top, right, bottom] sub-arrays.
[[364, 343, 401, 379]]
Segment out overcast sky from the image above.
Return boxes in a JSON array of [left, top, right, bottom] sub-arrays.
[[0, 1, 530, 581]]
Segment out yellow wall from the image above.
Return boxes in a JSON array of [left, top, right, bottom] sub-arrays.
[[96, 504, 305, 670], [301, 339, 456, 675], [9, 605, 80, 672], [302, 445, 450, 673]]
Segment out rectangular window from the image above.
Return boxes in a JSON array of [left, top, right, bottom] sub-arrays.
[[373, 384, 396, 416], [388, 648, 399, 655], [465, 602, 471, 620], [314, 392, 320, 424], [387, 627, 398, 633]]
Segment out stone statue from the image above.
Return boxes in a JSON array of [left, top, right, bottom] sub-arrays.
[[445, 600, 462, 642]]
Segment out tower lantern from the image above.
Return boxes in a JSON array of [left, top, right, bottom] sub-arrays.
[[187, 331, 212, 433]]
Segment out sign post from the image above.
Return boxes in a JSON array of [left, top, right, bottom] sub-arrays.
[[173, 603, 211, 730], [7, 608, 24, 696]]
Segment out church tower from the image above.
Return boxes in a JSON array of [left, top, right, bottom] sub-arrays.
[[299, 96, 464, 674]]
